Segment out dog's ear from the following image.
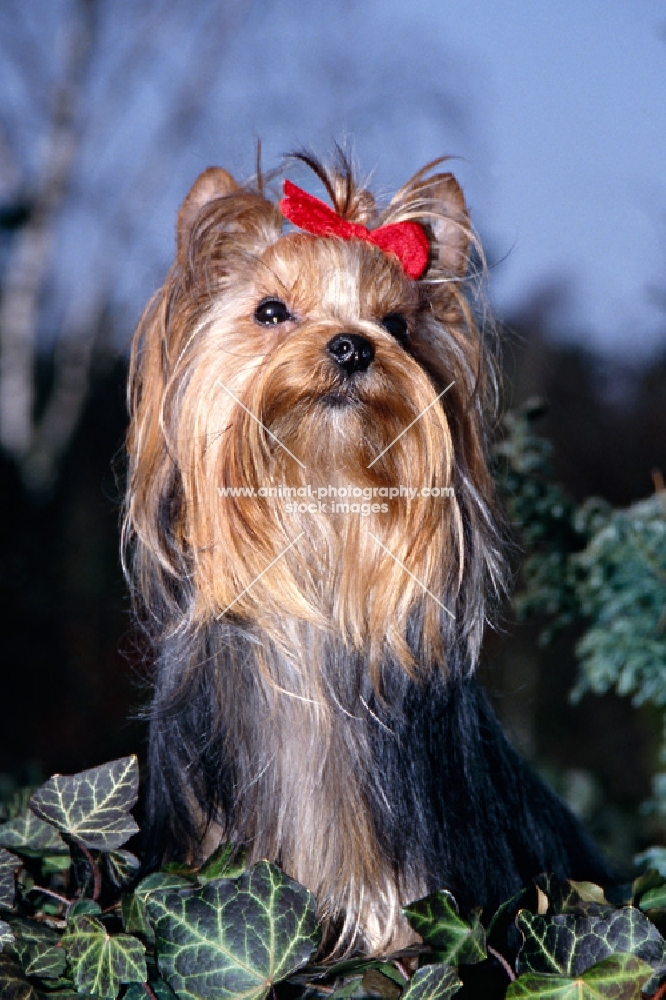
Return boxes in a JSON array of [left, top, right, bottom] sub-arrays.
[[420, 173, 470, 279], [176, 167, 240, 261], [384, 168, 471, 280]]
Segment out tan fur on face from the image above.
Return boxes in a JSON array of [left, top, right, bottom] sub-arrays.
[[127, 215, 479, 662]]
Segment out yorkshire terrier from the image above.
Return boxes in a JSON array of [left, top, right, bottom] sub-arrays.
[[124, 152, 609, 957]]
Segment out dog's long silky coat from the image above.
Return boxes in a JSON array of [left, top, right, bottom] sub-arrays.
[[124, 154, 610, 956]]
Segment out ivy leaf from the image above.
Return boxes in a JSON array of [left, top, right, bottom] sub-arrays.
[[9, 917, 67, 979], [0, 808, 67, 855], [288, 956, 406, 990], [368, 962, 409, 986], [0, 848, 20, 909], [639, 885, 666, 911], [358, 968, 403, 999], [536, 876, 612, 917], [400, 964, 462, 1000], [631, 867, 666, 904], [121, 867, 199, 947], [134, 871, 199, 901], [0, 950, 40, 1000], [287, 956, 368, 983], [122, 891, 153, 941], [327, 975, 364, 1000], [634, 870, 666, 913], [68, 899, 103, 919], [198, 842, 247, 882], [126, 872, 198, 951], [125, 979, 179, 999], [34, 989, 82, 1000], [102, 850, 141, 890], [162, 861, 198, 878], [0, 919, 14, 948], [403, 891, 486, 965], [516, 906, 666, 977], [38, 992, 83, 1000], [40, 853, 72, 876], [506, 953, 653, 999], [145, 860, 320, 1000], [62, 913, 147, 998], [69, 838, 97, 897], [29, 756, 139, 851]]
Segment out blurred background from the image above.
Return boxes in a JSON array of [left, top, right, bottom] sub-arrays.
[[0, 0, 664, 867]]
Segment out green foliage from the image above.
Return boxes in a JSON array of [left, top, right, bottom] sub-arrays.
[[29, 756, 140, 851], [504, 955, 653, 1000], [145, 862, 319, 1000], [0, 808, 67, 855], [493, 401, 582, 638], [2, 756, 666, 998], [402, 891, 486, 965], [62, 913, 147, 998], [495, 399, 666, 820], [0, 848, 19, 908], [400, 965, 461, 1000], [10, 917, 69, 979], [569, 494, 666, 711], [515, 907, 664, 977]]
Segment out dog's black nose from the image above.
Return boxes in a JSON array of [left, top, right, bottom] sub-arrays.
[[326, 333, 374, 374]]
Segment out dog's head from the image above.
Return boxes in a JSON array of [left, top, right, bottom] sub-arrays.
[[124, 154, 506, 680]]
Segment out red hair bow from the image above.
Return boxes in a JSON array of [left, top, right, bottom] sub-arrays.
[[280, 180, 430, 280]]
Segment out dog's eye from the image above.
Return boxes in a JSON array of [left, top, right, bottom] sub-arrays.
[[254, 298, 293, 326], [381, 312, 409, 344]]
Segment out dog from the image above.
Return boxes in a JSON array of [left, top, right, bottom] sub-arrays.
[[123, 152, 609, 957]]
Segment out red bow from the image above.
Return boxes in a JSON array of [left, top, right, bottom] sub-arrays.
[[279, 180, 429, 280]]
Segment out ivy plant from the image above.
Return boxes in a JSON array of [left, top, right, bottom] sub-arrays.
[[495, 399, 666, 843], [1, 755, 666, 998]]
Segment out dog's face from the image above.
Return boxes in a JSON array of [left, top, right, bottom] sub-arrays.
[[125, 160, 504, 679]]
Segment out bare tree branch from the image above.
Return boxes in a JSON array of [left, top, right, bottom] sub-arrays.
[[0, 0, 96, 469], [0, 119, 23, 197], [80, 0, 247, 310], [25, 298, 101, 491]]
